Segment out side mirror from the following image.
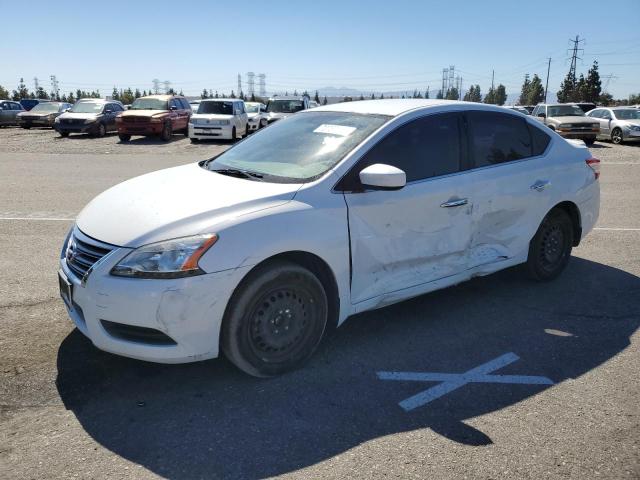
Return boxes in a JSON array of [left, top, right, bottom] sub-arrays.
[[104, 109, 113, 114], [170, 105, 178, 111], [359, 164, 406, 190], [260, 106, 266, 112], [537, 112, 546, 118], [64, 108, 71, 112]]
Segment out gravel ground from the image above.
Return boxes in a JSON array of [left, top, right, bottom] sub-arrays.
[[0, 127, 638, 480]]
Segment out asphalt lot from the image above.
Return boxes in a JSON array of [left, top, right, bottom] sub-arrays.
[[0, 127, 639, 479]]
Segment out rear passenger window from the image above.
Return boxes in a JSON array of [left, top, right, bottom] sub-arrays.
[[467, 111, 532, 167], [340, 113, 461, 189], [528, 123, 551, 156]]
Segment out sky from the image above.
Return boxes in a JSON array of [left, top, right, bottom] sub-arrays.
[[1, 0, 638, 101]]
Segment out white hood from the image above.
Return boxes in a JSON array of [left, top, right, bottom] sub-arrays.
[[76, 163, 301, 247], [192, 114, 234, 121], [58, 112, 100, 120]]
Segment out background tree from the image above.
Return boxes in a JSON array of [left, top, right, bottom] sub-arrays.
[[526, 75, 544, 105], [250, 92, 256, 101], [629, 93, 640, 104], [436, 89, 444, 99], [12, 78, 30, 100], [0, 85, 10, 99], [121, 88, 135, 105], [599, 92, 613, 106], [445, 87, 459, 100], [582, 60, 602, 103], [519, 74, 531, 105], [557, 70, 576, 103], [463, 84, 482, 102], [230, 90, 236, 98], [111, 87, 120, 101], [35, 86, 49, 99], [494, 84, 507, 105], [314, 90, 320, 103], [67, 92, 75, 103], [484, 87, 495, 104], [358, 94, 365, 101], [425, 88, 430, 99], [134, 89, 141, 99], [322, 96, 328, 105]]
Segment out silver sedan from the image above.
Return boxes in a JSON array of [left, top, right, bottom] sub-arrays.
[[587, 107, 640, 144]]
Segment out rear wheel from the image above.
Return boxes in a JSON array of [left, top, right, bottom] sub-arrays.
[[160, 123, 172, 141], [118, 133, 131, 142], [59, 131, 69, 138], [22, 126, 31, 129], [96, 123, 106, 138], [231, 126, 237, 141], [584, 137, 596, 146], [190, 138, 199, 143], [611, 128, 623, 145], [525, 209, 573, 281], [221, 260, 328, 377]]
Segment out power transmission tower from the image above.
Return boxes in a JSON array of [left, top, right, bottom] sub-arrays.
[[602, 74, 618, 94], [567, 35, 584, 80], [448, 65, 455, 93], [246, 72, 255, 97], [237, 74, 242, 96], [152, 79, 160, 94], [33, 77, 39, 94], [258, 74, 266, 97], [544, 57, 551, 103], [49, 75, 59, 99], [441, 68, 448, 94], [163, 80, 171, 94]]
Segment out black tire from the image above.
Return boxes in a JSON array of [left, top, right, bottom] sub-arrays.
[[611, 128, 623, 145], [160, 122, 172, 141], [231, 126, 237, 141], [221, 260, 328, 377], [584, 137, 596, 146], [118, 133, 131, 142], [59, 131, 69, 138], [260, 119, 267, 129], [190, 138, 199, 143], [525, 209, 573, 281], [22, 126, 31, 129], [96, 123, 106, 138], [244, 124, 249, 137]]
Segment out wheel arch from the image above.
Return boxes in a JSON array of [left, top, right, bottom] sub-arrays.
[[224, 250, 341, 334], [549, 201, 582, 246]]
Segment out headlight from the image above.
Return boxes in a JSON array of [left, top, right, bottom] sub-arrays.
[[628, 125, 640, 131], [110, 234, 218, 279], [591, 124, 599, 129], [150, 116, 163, 123], [559, 123, 570, 128], [84, 118, 96, 124]]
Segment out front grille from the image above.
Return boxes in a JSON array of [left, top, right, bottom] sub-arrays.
[[65, 230, 114, 279], [64, 118, 85, 125], [20, 116, 39, 121], [122, 116, 150, 124]]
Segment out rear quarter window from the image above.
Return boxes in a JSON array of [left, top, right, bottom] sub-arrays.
[[528, 123, 551, 156]]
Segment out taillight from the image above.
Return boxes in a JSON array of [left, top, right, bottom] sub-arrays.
[[586, 157, 600, 180]]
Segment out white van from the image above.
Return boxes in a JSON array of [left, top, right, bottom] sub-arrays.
[[188, 99, 248, 142]]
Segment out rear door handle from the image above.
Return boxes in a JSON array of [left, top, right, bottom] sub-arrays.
[[530, 180, 551, 191], [440, 198, 468, 208]]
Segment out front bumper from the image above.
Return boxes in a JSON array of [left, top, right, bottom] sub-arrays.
[[557, 128, 599, 140], [623, 128, 640, 140], [117, 122, 163, 136], [55, 122, 97, 133], [18, 118, 53, 127], [59, 229, 252, 363], [188, 124, 233, 139]]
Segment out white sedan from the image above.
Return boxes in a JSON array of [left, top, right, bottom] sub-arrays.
[[59, 99, 600, 377]]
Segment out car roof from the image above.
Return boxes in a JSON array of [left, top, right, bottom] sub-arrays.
[[270, 96, 307, 101], [77, 98, 118, 104], [309, 99, 483, 116], [140, 95, 176, 100], [200, 98, 241, 102]]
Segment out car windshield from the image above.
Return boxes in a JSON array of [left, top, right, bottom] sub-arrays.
[[548, 105, 585, 117], [70, 102, 103, 113], [198, 101, 233, 115], [245, 103, 260, 113], [613, 109, 640, 120], [31, 103, 60, 113], [267, 100, 304, 113], [130, 98, 168, 110], [206, 111, 389, 182]]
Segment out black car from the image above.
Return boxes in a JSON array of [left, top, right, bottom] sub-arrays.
[[54, 99, 125, 137], [19, 98, 50, 111]]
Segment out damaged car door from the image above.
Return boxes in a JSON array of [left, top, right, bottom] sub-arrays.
[[339, 112, 474, 305]]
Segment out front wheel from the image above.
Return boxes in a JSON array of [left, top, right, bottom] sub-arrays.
[[59, 131, 69, 138], [96, 123, 106, 138], [221, 260, 328, 377], [611, 128, 623, 145], [584, 137, 596, 146], [160, 123, 172, 141], [231, 126, 237, 141], [118, 133, 131, 142], [525, 209, 573, 281]]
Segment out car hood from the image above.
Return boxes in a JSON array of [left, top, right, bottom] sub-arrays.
[[191, 114, 234, 121], [76, 162, 302, 247], [266, 112, 292, 120], [58, 112, 100, 120], [18, 111, 50, 117], [247, 112, 259, 119], [549, 116, 596, 124], [120, 109, 168, 118]]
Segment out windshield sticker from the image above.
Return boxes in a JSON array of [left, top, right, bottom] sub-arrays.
[[313, 124, 356, 137]]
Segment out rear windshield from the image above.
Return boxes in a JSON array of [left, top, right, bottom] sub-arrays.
[[267, 100, 304, 113], [198, 101, 233, 115], [130, 98, 168, 110]]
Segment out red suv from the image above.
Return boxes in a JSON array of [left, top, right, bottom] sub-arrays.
[[116, 95, 191, 141]]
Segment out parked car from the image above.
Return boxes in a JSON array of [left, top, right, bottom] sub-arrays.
[[58, 99, 600, 377], [308, 100, 319, 108], [0, 100, 25, 126], [189, 100, 201, 112], [569, 102, 596, 113], [19, 98, 50, 111], [116, 94, 191, 142], [16, 101, 71, 128], [188, 98, 248, 142], [587, 107, 640, 144], [532, 103, 599, 145], [264, 95, 309, 124], [54, 99, 125, 137], [502, 105, 530, 115], [522, 105, 535, 114], [244, 101, 267, 132]]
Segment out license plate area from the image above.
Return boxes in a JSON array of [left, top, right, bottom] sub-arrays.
[[58, 269, 73, 307]]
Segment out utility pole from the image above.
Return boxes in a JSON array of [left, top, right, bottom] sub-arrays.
[[49, 75, 59, 99], [491, 69, 495, 91], [544, 57, 551, 103], [163, 80, 171, 94]]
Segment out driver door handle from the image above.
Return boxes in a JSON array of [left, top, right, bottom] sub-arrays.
[[440, 198, 468, 208]]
